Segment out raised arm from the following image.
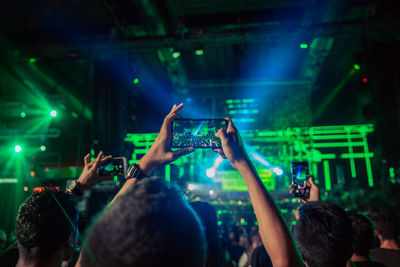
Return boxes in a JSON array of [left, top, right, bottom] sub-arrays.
[[111, 103, 194, 202], [215, 118, 304, 267]]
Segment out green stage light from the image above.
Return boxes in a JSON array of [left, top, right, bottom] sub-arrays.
[[20, 112, 26, 118], [195, 49, 204, 55], [354, 64, 360, 70], [40, 145, 46, 151], [172, 51, 181, 58], [133, 78, 139, 84], [14, 145, 22, 153], [50, 110, 57, 117], [300, 43, 308, 49], [29, 58, 37, 63]]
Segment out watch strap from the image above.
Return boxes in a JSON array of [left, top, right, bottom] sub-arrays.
[[126, 164, 147, 180], [66, 180, 84, 197]]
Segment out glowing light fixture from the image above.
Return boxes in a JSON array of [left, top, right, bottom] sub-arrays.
[[29, 58, 37, 63], [14, 145, 22, 153], [300, 43, 308, 49], [40, 145, 46, 151], [273, 167, 283, 176], [206, 167, 216, 178], [50, 110, 57, 117], [172, 51, 181, 58], [188, 184, 195, 191], [20, 112, 26, 118], [133, 78, 139, 84], [195, 49, 204, 56], [354, 64, 361, 70]]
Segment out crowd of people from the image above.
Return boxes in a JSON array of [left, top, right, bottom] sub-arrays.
[[0, 103, 399, 267]]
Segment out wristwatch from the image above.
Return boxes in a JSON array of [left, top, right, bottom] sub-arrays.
[[126, 164, 147, 180], [66, 180, 84, 197]]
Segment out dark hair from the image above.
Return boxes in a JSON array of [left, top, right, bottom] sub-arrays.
[[81, 178, 205, 267], [372, 212, 398, 240], [293, 201, 353, 267], [348, 211, 375, 256], [191, 201, 225, 267], [251, 245, 273, 267], [16, 190, 78, 260]]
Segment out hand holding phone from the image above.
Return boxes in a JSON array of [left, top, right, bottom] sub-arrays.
[[291, 162, 311, 198], [98, 157, 127, 177]]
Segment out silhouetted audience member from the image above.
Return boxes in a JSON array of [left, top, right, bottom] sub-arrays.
[[15, 190, 78, 267], [251, 245, 273, 267], [80, 178, 205, 267], [293, 201, 353, 267], [191, 201, 225, 267], [238, 228, 264, 267], [371, 212, 400, 267], [227, 225, 244, 265], [348, 211, 386, 267]]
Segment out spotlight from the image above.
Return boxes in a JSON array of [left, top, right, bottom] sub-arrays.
[[133, 78, 139, 84], [20, 112, 26, 118], [195, 49, 204, 56], [209, 190, 215, 196], [14, 145, 22, 153], [299, 43, 308, 49], [172, 51, 181, 58], [24, 186, 28, 192], [188, 184, 195, 191], [273, 167, 283, 176], [353, 64, 361, 70], [50, 110, 57, 117], [40, 145, 46, 151], [362, 78, 368, 83], [206, 168, 216, 178]]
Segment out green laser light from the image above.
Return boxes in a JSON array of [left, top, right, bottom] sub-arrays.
[[29, 58, 37, 63], [354, 64, 361, 70], [300, 43, 308, 49], [133, 78, 139, 84], [15, 145, 22, 153], [172, 51, 181, 58], [40, 145, 46, 151], [50, 110, 57, 117], [195, 49, 204, 56], [20, 112, 26, 118]]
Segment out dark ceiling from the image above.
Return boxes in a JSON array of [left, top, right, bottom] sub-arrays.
[[1, 0, 400, 164]]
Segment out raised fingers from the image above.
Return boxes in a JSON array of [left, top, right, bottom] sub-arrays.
[[84, 153, 91, 165], [93, 151, 104, 169]]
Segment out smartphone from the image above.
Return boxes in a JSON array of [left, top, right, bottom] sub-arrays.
[[172, 119, 228, 148], [98, 157, 127, 177], [291, 162, 310, 198]]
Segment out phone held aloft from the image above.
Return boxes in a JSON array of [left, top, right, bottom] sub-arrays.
[[98, 157, 127, 177], [171, 119, 228, 149], [291, 162, 310, 198]]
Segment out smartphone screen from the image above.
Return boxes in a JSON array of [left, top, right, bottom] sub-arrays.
[[291, 162, 310, 197], [172, 119, 228, 148], [292, 162, 309, 182], [98, 157, 127, 176]]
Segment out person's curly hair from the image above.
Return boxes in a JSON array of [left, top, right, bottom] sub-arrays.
[[16, 189, 78, 260], [81, 178, 205, 267]]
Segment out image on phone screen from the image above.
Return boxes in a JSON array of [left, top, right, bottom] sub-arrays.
[[172, 119, 228, 148], [98, 157, 127, 176], [291, 162, 310, 198]]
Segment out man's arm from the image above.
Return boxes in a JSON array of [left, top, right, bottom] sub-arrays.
[[215, 118, 304, 267]]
